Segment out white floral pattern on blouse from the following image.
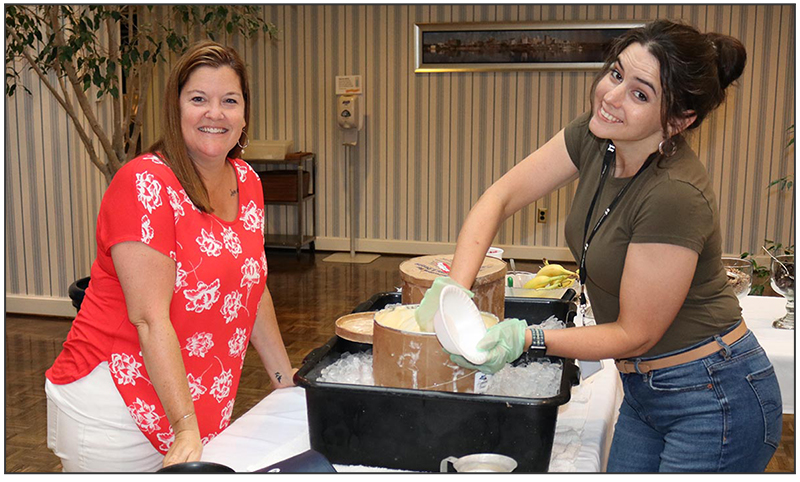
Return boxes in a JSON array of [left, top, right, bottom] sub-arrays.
[[184, 279, 222, 313], [128, 398, 162, 434], [101, 155, 267, 455], [228, 327, 248, 359], [219, 399, 235, 430], [109, 353, 146, 386], [239, 200, 263, 233], [157, 427, 175, 452], [167, 186, 185, 223], [196, 228, 223, 257], [174, 260, 189, 293], [187, 372, 208, 401], [236, 163, 249, 183], [136, 172, 163, 214], [141, 215, 154, 244], [210, 368, 233, 403], [222, 226, 242, 258], [220, 291, 244, 324], [185, 332, 215, 358], [240, 258, 261, 292]]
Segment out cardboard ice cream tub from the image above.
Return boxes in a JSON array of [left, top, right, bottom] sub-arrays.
[[372, 304, 499, 393], [399, 254, 507, 321]]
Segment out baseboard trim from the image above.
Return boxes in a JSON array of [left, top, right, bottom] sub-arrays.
[[6, 295, 76, 318]]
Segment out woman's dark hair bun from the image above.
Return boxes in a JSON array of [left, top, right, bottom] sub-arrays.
[[707, 33, 747, 89]]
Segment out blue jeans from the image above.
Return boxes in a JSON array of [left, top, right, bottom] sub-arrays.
[[607, 324, 783, 472]]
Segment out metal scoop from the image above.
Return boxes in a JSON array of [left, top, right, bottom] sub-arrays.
[[763, 246, 792, 276]]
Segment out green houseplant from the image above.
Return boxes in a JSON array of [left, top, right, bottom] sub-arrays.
[[5, 5, 277, 183], [740, 124, 795, 295]]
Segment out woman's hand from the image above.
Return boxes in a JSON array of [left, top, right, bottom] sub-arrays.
[[415, 277, 474, 332], [162, 427, 203, 467], [449, 318, 529, 374]]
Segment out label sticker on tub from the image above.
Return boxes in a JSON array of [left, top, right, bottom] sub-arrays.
[[474, 372, 491, 393]]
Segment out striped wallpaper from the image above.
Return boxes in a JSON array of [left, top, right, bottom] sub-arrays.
[[5, 4, 796, 314]]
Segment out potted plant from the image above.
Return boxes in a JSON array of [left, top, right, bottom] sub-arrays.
[[740, 124, 795, 296], [741, 241, 794, 296], [5, 5, 277, 310]]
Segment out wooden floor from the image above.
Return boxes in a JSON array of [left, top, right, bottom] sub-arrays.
[[4, 251, 795, 472]]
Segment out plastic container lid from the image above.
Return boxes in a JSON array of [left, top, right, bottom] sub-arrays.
[[434, 285, 488, 365]]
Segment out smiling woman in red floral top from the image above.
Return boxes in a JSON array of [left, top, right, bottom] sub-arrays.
[[45, 41, 295, 472]]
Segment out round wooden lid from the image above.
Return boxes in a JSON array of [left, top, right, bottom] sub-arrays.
[[334, 312, 376, 344], [398, 254, 506, 287]]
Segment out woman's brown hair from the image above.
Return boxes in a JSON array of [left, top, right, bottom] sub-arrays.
[[147, 40, 251, 213], [590, 19, 747, 139]]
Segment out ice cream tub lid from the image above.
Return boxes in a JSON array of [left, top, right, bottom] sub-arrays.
[[335, 312, 376, 344], [399, 254, 506, 286]]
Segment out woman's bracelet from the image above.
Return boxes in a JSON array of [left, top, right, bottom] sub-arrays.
[[177, 411, 195, 423]]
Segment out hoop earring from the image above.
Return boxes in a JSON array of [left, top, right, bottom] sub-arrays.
[[237, 129, 249, 150], [658, 137, 677, 157]]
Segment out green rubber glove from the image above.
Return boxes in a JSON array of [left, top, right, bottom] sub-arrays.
[[449, 318, 528, 374], [415, 276, 474, 332]]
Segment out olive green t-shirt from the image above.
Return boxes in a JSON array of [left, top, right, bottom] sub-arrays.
[[563, 112, 741, 357]]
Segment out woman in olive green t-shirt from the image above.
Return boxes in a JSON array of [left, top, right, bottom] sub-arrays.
[[418, 20, 782, 472]]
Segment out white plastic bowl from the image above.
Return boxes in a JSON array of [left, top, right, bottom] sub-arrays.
[[433, 285, 488, 365]]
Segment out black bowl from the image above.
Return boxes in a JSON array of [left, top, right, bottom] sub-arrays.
[[157, 461, 235, 473]]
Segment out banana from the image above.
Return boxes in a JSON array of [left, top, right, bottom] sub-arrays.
[[543, 275, 569, 289], [524, 274, 553, 289], [521, 262, 578, 290], [536, 263, 576, 278]]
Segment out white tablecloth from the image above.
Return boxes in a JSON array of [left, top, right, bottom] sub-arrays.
[[740, 295, 795, 414], [202, 360, 624, 473]]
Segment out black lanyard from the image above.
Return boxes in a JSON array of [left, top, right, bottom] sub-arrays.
[[578, 142, 657, 308]]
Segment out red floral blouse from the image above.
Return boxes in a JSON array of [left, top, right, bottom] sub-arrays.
[[46, 153, 267, 453]]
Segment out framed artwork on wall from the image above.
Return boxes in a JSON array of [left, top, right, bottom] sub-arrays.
[[414, 20, 645, 73]]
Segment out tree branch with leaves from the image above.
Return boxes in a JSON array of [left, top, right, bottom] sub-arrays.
[[6, 5, 277, 184]]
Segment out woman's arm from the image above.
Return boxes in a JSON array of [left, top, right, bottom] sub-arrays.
[[111, 241, 202, 467], [449, 129, 579, 289], [540, 242, 699, 360], [249, 286, 295, 388]]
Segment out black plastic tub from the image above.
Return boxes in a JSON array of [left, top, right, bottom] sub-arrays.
[[294, 292, 579, 472], [68, 276, 91, 312]]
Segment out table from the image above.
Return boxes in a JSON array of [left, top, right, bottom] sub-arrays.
[[202, 295, 793, 472], [201, 360, 624, 472], [740, 295, 795, 414]]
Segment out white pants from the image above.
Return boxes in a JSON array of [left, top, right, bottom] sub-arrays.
[[45, 361, 164, 472]]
